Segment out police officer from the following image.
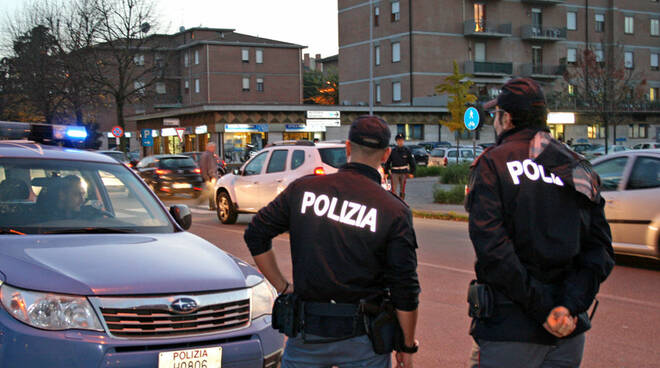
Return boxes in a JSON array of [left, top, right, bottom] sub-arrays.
[[385, 133, 416, 200], [244, 115, 420, 368], [465, 78, 614, 368]]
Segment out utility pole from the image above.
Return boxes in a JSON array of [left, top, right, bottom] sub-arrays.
[[369, 0, 374, 115]]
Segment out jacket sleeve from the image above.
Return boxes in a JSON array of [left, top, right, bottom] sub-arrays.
[[561, 197, 615, 316], [243, 184, 292, 256], [408, 148, 416, 175], [385, 207, 420, 311], [468, 157, 555, 324], [385, 152, 393, 174]]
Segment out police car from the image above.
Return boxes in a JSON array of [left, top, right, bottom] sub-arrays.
[[0, 122, 283, 367]]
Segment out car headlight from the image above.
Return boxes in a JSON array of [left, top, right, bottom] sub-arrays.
[[250, 280, 277, 320], [0, 284, 103, 331]]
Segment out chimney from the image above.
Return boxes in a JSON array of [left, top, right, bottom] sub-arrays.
[[303, 53, 310, 69], [315, 54, 322, 72]]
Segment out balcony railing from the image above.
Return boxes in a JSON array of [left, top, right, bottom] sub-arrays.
[[521, 0, 565, 5], [521, 25, 567, 41], [464, 61, 513, 76], [519, 64, 565, 78], [463, 20, 512, 38]]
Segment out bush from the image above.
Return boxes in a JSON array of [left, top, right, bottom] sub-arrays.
[[433, 184, 466, 204], [440, 163, 471, 185], [414, 166, 443, 177]]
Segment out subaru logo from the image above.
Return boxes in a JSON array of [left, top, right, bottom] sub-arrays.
[[170, 297, 198, 314]]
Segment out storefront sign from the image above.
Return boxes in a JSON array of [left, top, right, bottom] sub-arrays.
[[224, 124, 269, 132], [163, 118, 180, 126], [307, 110, 340, 119], [285, 124, 325, 132], [306, 118, 340, 127], [195, 125, 208, 134], [161, 128, 177, 137], [547, 112, 575, 125]]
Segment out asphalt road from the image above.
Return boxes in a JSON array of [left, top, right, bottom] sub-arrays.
[[163, 196, 660, 368]]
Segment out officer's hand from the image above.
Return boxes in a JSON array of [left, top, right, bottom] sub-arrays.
[[395, 351, 414, 368], [543, 306, 577, 338]]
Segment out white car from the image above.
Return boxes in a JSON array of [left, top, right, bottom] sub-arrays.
[[630, 142, 660, 150], [428, 147, 483, 167], [215, 141, 347, 224]]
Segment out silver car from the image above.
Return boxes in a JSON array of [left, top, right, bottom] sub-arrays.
[[592, 149, 660, 260], [214, 141, 346, 224], [428, 147, 482, 167]]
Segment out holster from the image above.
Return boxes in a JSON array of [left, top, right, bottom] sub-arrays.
[[271, 293, 301, 338], [467, 280, 494, 319], [360, 296, 404, 355]]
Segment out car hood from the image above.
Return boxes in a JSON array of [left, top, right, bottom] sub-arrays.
[[0, 232, 249, 296]]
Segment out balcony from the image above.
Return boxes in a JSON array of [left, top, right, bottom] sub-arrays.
[[521, 0, 564, 5], [521, 25, 567, 41], [519, 64, 565, 79], [464, 61, 513, 76], [463, 20, 512, 38]]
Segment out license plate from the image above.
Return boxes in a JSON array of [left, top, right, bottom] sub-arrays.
[[158, 346, 222, 368], [172, 183, 192, 189]]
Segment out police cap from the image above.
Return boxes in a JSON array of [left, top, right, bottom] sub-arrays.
[[395, 133, 405, 140], [484, 77, 546, 114], [348, 115, 391, 149]]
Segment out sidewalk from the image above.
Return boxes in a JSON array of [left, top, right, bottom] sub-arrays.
[[403, 177, 469, 217]]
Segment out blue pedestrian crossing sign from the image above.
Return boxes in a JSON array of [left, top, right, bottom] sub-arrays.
[[141, 129, 153, 147], [464, 107, 480, 131]]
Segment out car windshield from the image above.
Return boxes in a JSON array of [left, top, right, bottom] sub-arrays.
[[318, 148, 347, 168], [0, 158, 175, 234], [412, 148, 427, 155], [160, 157, 197, 169]]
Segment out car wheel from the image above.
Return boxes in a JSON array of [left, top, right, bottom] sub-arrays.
[[216, 191, 238, 224]]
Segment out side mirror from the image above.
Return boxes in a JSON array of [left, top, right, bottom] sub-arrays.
[[169, 204, 192, 230]]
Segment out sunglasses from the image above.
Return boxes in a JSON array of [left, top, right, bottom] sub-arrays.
[[488, 109, 505, 118]]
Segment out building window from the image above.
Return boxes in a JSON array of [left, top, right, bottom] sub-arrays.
[[595, 14, 605, 32], [156, 82, 166, 94], [567, 48, 577, 64], [194, 79, 200, 94], [651, 19, 660, 36], [256, 49, 263, 64], [595, 49, 604, 63], [397, 124, 424, 140], [194, 50, 199, 64], [391, 1, 400, 22], [392, 81, 401, 102], [184, 80, 189, 94], [588, 124, 606, 139], [624, 51, 634, 69], [376, 84, 381, 103], [392, 42, 401, 63], [184, 53, 189, 66], [134, 80, 145, 95], [568, 84, 575, 96], [256, 78, 264, 92], [474, 42, 486, 62], [628, 124, 648, 139], [651, 53, 659, 70], [242, 48, 249, 63], [567, 11, 577, 31], [474, 3, 486, 32], [624, 16, 634, 34], [242, 77, 250, 91], [375, 45, 380, 65], [374, 6, 379, 27], [650, 87, 658, 102], [133, 54, 144, 66]]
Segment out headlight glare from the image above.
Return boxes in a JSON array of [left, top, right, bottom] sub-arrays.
[[250, 280, 277, 320], [0, 284, 103, 331]]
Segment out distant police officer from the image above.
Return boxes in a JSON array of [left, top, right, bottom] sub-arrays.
[[465, 78, 614, 368], [386, 134, 416, 200], [244, 115, 420, 368]]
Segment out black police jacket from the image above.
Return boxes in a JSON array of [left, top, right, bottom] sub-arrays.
[[465, 127, 614, 344], [386, 146, 416, 174], [244, 162, 420, 312]]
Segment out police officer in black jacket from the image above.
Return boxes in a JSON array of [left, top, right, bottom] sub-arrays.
[[385, 134, 416, 200], [244, 115, 420, 368], [465, 78, 614, 368]]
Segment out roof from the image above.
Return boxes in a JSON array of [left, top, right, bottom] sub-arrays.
[[0, 141, 119, 164], [177, 31, 305, 50]]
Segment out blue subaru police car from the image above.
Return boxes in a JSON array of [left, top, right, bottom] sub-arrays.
[[0, 123, 283, 367]]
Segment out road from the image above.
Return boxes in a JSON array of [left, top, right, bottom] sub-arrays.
[[163, 196, 660, 367]]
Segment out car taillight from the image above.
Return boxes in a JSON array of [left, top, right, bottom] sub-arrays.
[[314, 167, 325, 175], [221, 160, 226, 167], [193, 168, 201, 174], [155, 169, 171, 175], [465, 185, 469, 196], [443, 157, 448, 166], [126, 162, 133, 168]]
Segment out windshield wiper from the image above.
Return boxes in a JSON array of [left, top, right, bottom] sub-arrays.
[[43, 227, 138, 234], [0, 228, 26, 235]]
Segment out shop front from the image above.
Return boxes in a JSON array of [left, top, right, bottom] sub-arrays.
[[222, 124, 268, 164], [282, 123, 325, 142], [547, 112, 575, 142]]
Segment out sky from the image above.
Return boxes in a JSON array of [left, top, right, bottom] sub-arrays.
[[1, 0, 340, 58]]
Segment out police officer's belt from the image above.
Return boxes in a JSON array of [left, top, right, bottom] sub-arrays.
[[391, 165, 409, 171], [301, 301, 366, 343]]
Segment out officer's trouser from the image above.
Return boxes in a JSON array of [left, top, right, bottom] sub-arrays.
[[198, 178, 216, 209], [390, 173, 408, 199], [282, 334, 390, 368], [469, 333, 585, 368]]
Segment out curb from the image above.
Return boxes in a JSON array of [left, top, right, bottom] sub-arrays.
[[411, 209, 469, 222]]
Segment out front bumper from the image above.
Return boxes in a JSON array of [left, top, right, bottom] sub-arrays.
[[0, 309, 283, 367]]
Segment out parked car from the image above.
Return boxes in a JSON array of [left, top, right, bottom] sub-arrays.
[[571, 143, 601, 155], [182, 151, 228, 176], [428, 147, 483, 167], [478, 142, 495, 150], [215, 141, 346, 224], [136, 154, 204, 197], [0, 130, 284, 367], [584, 145, 629, 160], [630, 142, 660, 150], [96, 150, 134, 168], [592, 149, 660, 260], [418, 141, 452, 152], [406, 145, 429, 166]]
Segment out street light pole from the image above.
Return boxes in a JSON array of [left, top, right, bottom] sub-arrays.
[[369, 0, 374, 115]]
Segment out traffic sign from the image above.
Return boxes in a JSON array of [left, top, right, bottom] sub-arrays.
[[111, 126, 124, 138], [307, 110, 340, 119], [141, 129, 153, 147], [175, 128, 185, 141], [464, 107, 480, 131]]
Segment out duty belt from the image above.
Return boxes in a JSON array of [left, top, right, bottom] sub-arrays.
[[391, 165, 409, 171], [301, 301, 366, 343]]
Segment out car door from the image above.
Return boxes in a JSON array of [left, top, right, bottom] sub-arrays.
[[233, 151, 269, 211], [460, 149, 475, 164], [593, 156, 631, 247], [260, 149, 290, 206]]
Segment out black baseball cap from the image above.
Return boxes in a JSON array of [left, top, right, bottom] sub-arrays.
[[484, 78, 547, 114], [348, 115, 391, 149]]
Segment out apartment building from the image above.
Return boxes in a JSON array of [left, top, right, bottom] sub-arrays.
[[338, 0, 660, 144]]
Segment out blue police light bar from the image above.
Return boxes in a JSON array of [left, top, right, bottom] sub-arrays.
[[65, 126, 88, 139], [0, 121, 87, 143]]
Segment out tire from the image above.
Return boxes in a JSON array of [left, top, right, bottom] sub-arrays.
[[216, 191, 238, 224]]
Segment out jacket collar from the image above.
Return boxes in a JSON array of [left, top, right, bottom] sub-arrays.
[[340, 162, 382, 184]]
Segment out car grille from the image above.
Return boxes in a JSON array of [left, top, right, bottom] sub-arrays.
[[92, 289, 251, 339]]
